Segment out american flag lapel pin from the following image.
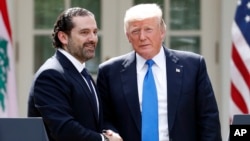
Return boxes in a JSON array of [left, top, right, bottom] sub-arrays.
[[176, 68, 180, 72]]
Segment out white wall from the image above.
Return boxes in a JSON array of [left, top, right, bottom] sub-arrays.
[[14, 0, 34, 117], [220, 0, 236, 140], [101, 0, 132, 61]]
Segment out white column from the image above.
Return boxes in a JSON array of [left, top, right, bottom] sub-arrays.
[[220, 0, 236, 140], [15, 0, 34, 117]]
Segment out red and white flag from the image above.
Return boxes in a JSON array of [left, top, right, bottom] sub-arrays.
[[230, 0, 250, 121], [0, 0, 18, 117]]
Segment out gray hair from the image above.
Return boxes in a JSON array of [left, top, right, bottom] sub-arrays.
[[124, 3, 164, 33]]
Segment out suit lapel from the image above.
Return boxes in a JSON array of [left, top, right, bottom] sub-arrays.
[[164, 48, 183, 132], [56, 51, 99, 122], [120, 52, 141, 132]]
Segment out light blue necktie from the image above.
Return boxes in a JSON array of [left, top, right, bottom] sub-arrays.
[[142, 59, 159, 141]]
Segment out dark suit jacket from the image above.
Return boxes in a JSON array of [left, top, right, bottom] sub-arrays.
[[28, 50, 103, 141], [97, 47, 222, 141]]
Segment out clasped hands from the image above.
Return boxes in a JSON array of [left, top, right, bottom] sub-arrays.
[[102, 129, 123, 141]]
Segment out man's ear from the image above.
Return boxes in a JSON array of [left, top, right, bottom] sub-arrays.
[[58, 31, 68, 45], [161, 27, 166, 41], [126, 32, 132, 43]]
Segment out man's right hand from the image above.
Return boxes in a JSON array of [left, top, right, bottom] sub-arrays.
[[102, 129, 123, 141]]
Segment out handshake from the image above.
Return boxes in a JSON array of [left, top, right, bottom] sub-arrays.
[[102, 130, 123, 141]]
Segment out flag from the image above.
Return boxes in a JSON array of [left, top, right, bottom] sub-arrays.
[[230, 0, 250, 121], [0, 0, 18, 117]]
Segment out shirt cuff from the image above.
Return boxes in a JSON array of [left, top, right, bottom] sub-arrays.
[[101, 134, 105, 141]]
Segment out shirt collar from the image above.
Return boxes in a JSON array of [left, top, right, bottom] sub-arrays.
[[136, 47, 166, 70], [58, 48, 86, 73]]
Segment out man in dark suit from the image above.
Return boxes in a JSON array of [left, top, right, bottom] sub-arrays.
[[97, 3, 222, 141], [28, 7, 122, 141]]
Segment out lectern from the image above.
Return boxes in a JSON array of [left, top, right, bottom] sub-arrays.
[[0, 117, 49, 141], [232, 114, 250, 125], [229, 114, 250, 141]]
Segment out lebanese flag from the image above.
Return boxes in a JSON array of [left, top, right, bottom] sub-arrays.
[[0, 0, 18, 117]]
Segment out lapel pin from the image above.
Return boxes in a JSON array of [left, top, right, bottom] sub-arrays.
[[176, 68, 180, 72]]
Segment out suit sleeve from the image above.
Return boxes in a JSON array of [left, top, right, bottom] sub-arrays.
[[196, 57, 222, 141]]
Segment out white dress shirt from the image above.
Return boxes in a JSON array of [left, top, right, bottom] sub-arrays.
[[136, 47, 169, 141]]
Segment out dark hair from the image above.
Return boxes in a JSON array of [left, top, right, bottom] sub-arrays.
[[52, 7, 95, 48]]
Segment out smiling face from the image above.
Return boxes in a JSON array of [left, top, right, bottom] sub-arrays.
[[126, 17, 166, 59], [59, 15, 98, 63]]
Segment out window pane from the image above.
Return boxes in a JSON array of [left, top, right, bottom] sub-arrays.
[[170, 0, 200, 30], [170, 36, 200, 54], [71, 0, 101, 29], [134, 0, 164, 5], [86, 36, 101, 74], [34, 0, 64, 29], [34, 35, 55, 71]]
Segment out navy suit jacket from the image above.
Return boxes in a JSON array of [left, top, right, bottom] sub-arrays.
[[28, 50, 103, 141], [97, 47, 222, 141]]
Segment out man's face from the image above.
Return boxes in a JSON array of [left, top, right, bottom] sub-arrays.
[[65, 16, 98, 63], [126, 17, 165, 59]]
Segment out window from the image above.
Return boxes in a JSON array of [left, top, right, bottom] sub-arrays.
[[134, 0, 201, 54], [169, 0, 200, 53], [34, 0, 101, 74]]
